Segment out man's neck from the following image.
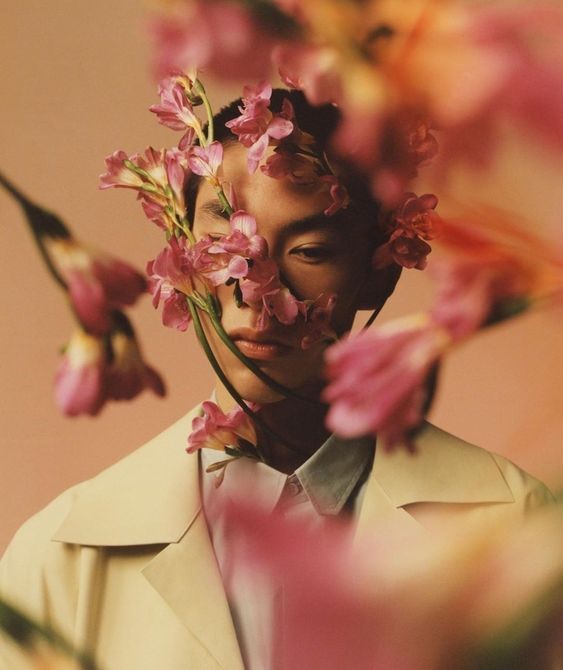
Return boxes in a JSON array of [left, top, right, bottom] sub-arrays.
[[215, 384, 330, 474]]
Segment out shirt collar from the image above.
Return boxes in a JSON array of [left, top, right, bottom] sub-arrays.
[[201, 432, 374, 517], [295, 433, 374, 515]]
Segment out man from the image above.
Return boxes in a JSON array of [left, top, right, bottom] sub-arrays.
[[0, 92, 553, 670]]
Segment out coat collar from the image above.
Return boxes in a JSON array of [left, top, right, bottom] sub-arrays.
[[52, 413, 513, 547]]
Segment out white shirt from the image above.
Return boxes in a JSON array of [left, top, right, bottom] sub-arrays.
[[200, 433, 374, 670]]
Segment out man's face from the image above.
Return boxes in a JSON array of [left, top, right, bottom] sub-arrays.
[[192, 143, 380, 404]]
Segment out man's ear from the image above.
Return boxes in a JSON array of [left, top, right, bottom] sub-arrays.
[[356, 263, 402, 312]]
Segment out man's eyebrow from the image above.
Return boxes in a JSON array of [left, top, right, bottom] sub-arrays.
[[199, 199, 348, 234], [281, 210, 348, 237], [199, 200, 231, 221]]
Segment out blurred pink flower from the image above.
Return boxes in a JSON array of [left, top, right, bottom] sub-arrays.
[[106, 327, 166, 401], [260, 149, 318, 184], [324, 314, 451, 448], [187, 400, 257, 454], [47, 238, 146, 336], [273, 42, 342, 105], [221, 498, 563, 670], [225, 82, 294, 173], [54, 330, 106, 417], [430, 209, 560, 340], [149, 1, 277, 81], [188, 141, 223, 184]]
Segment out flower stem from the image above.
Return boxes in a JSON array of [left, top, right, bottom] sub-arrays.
[[188, 299, 302, 456], [194, 79, 214, 145], [204, 294, 323, 407]]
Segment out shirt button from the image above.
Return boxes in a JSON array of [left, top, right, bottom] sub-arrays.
[[286, 480, 301, 497]]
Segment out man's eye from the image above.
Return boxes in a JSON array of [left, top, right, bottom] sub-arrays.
[[290, 246, 333, 263]]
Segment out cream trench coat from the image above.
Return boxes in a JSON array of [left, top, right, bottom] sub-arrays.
[[0, 406, 553, 670]]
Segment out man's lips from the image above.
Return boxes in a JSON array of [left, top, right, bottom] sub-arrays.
[[227, 328, 295, 360]]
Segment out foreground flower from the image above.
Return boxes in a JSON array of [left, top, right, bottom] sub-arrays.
[[430, 208, 561, 340], [324, 314, 451, 448], [148, 0, 279, 81], [188, 141, 224, 186], [46, 238, 147, 335], [54, 330, 107, 417], [220, 498, 563, 670]]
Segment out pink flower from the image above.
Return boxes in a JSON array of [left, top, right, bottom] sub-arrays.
[[373, 192, 441, 271], [260, 149, 318, 184], [99, 147, 190, 232], [324, 314, 451, 449], [106, 325, 166, 401], [187, 400, 257, 454], [54, 330, 107, 417], [273, 43, 343, 105], [240, 257, 306, 329], [188, 141, 223, 184], [149, 72, 199, 148], [47, 238, 146, 336], [301, 293, 337, 349], [220, 499, 563, 670], [149, 1, 276, 82], [147, 236, 207, 330], [320, 175, 350, 216], [225, 82, 294, 173]]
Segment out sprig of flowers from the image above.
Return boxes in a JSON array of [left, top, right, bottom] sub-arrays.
[[0, 171, 164, 417]]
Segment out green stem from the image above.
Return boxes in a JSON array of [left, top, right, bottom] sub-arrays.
[[188, 299, 302, 457], [215, 185, 234, 216], [0, 597, 98, 670], [194, 79, 214, 144], [204, 293, 323, 407]]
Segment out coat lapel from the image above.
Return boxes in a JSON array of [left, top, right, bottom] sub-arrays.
[[52, 407, 244, 670]]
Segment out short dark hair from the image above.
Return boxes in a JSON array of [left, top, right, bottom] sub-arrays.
[[185, 89, 384, 246]]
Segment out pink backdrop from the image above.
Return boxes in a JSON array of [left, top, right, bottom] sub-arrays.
[[1, 1, 562, 552]]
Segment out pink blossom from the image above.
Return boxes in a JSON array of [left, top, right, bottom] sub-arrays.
[[47, 238, 146, 336], [54, 330, 106, 417], [187, 400, 257, 454], [324, 314, 451, 449], [429, 211, 551, 340], [146, 237, 206, 329], [239, 257, 306, 329], [149, 72, 199, 148], [225, 82, 294, 173], [99, 147, 190, 231], [220, 499, 563, 670], [301, 293, 337, 349], [149, 1, 276, 82], [260, 149, 318, 184], [106, 329, 166, 401], [188, 141, 223, 184], [373, 192, 441, 271], [273, 43, 343, 105], [373, 232, 433, 271], [320, 175, 350, 216]]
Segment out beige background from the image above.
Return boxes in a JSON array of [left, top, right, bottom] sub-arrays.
[[1, 1, 562, 552]]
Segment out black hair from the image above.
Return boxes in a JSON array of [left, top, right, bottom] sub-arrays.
[[184, 89, 385, 247]]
